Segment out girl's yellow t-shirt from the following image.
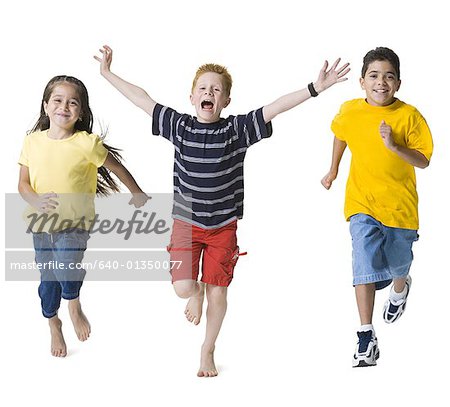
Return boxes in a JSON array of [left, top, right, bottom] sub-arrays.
[[19, 130, 108, 232], [332, 99, 433, 230]]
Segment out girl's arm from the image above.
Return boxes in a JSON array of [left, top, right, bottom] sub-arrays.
[[102, 153, 150, 207], [94, 45, 157, 116], [321, 137, 347, 190], [262, 59, 350, 123], [18, 165, 58, 211]]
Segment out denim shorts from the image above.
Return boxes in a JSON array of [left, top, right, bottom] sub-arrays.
[[349, 214, 418, 290]]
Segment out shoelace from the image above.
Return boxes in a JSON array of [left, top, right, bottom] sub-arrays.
[[388, 302, 401, 314]]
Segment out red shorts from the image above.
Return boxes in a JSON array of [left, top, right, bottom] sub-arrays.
[[167, 219, 239, 287]]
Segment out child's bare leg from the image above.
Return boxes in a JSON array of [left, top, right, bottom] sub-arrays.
[[173, 280, 205, 325], [197, 284, 227, 378], [355, 283, 376, 324], [393, 277, 407, 294], [48, 315, 67, 357], [68, 297, 91, 341]]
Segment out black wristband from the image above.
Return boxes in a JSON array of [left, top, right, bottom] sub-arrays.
[[308, 82, 319, 97]]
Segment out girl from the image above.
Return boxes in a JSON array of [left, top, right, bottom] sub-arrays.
[[18, 75, 149, 357]]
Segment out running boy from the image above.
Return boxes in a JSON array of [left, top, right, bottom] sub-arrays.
[[95, 45, 350, 376], [321, 47, 433, 367]]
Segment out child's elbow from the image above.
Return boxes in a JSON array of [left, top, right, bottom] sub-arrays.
[[418, 159, 430, 169]]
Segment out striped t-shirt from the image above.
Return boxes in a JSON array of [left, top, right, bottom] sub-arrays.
[[152, 104, 273, 229]]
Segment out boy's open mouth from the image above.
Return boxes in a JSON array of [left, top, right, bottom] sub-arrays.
[[201, 100, 214, 110]]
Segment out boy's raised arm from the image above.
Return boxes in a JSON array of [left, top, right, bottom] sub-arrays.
[[262, 59, 350, 123], [94, 45, 157, 117]]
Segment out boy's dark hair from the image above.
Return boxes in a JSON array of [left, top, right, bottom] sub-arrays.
[[361, 47, 400, 79], [30, 75, 122, 196]]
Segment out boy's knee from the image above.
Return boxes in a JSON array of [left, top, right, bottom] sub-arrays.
[[173, 280, 197, 298], [206, 285, 227, 301]]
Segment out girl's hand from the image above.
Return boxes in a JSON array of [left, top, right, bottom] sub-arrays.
[[94, 45, 113, 75], [32, 192, 59, 213], [128, 192, 151, 208]]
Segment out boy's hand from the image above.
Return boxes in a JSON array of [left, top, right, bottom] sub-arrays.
[[32, 192, 59, 213], [128, 192, 151, 208], [321, 171, 337, 190], [94, 45, 113, 76], [379, 120, 396, 150], [314, 58, 350, 93]]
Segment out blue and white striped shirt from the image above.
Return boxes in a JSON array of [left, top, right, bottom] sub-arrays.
[[152, 104, 273, 229]]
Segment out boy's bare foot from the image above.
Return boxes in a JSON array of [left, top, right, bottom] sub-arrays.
[[197, 346, 218, 377], [49, 316, 67, 357], [185, 282, 205, 325], [68, 298, 91, 341]]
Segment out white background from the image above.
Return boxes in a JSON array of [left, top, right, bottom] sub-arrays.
[[1, 0, 448, 406]]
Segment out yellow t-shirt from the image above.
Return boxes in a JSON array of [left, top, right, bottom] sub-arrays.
[[18, 130, 108, 232], [332, 99, 433, 230]]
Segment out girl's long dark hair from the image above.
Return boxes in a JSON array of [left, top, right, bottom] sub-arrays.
[[30, 75, 122, 196]]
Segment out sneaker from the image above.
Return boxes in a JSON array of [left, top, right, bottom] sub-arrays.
[[383, 275, 412, 324], [352, 330, 380, 368]]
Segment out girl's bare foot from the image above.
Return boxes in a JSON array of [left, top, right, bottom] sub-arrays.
[[185, 282, 205, 325], [49, 316, 67, 357], [68, 298, 91, 341], [197, 346, 218, 377]]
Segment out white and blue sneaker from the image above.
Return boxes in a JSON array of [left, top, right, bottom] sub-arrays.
[[383, 275, 412, 324], [352, 330, 380, 368]]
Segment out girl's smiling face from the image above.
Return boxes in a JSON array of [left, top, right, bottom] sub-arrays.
[[44, 83, 82, 131], [360, 60, 401, 107]]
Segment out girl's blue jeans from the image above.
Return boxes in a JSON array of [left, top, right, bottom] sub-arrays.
[[33, 228, 89, 318]]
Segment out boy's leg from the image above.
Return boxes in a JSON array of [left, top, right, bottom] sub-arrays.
[[173, 280, 205, 325], [196, 221, 237, 377], [382, 227, 417, 323], [355, 283, 376, 325], [350, 215, 389, 367], [198, 284, 227, 377], [168, 219, 205, 323], [393, 277, 407, 293], [353, 283, 379, 367]]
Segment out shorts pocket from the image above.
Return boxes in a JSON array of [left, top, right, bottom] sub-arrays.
[[224, 246, 240, 276]]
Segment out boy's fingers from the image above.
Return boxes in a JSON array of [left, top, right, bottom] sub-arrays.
[[337, 62, 350, 73], [338, 66, 351, 77], [330, 58, 340, 71]]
